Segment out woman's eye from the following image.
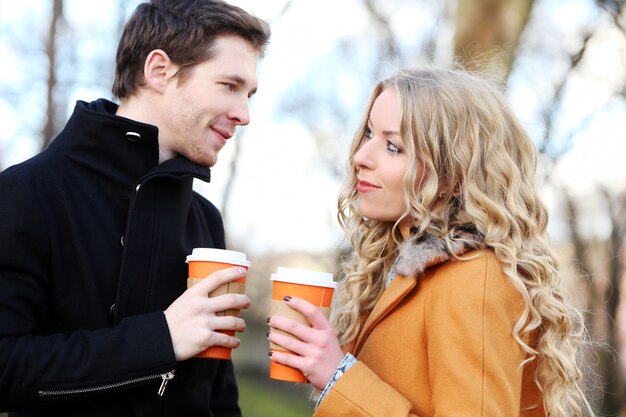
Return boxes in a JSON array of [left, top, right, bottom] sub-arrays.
[[222, 83, 236, 91], [387, 141, 402, 155], [364, 127, 374, 140]]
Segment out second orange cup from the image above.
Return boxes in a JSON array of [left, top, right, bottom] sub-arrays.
[[269, 267, 337, 383]]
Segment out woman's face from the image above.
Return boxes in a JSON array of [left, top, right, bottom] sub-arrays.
[[354, 87, 417, 223]]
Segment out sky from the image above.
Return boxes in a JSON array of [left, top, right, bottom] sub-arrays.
[[1, 0, 625, 257]]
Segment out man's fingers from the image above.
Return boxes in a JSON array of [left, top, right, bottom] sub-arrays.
[[210, 330, 241, 349], [208, 293, 251, 314], [212, 315, 247, 333], [188, 266, 247, 295]]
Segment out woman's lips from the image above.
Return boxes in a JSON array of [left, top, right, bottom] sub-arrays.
[[356, 180, 380, 193]]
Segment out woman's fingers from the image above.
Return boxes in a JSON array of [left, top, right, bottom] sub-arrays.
[[268, 327, 308, 355], [281, 296, 332, 330]]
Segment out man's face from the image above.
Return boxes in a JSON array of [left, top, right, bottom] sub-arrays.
[[159, 34, 259, 167]]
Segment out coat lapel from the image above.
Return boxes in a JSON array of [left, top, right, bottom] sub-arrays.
[[353, 274, 416, 355]]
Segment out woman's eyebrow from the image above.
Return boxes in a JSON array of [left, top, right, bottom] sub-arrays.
[[368, 119, 400, 136]]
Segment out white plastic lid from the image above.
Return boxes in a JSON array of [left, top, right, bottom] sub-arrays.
[[185, 248, 251, 267], [270, 266, 336, 288]]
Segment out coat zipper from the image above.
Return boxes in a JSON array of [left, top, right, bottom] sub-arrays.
[[38, 370, 175, 398]]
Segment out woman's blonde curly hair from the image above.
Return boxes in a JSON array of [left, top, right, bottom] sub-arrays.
[[335, 67, 594, 417]]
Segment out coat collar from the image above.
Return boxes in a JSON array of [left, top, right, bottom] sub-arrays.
[[353, 229, 482, 355], [394, 229, 482, 278], [52, 99, 211, 184]]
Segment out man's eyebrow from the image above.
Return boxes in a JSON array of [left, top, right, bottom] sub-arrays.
[[222, 74, 257, 96]]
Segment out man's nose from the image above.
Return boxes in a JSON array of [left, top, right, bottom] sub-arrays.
[[229, 100, 251, 126]]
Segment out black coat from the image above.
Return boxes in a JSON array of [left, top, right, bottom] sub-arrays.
[[0, 99, 241, 417]]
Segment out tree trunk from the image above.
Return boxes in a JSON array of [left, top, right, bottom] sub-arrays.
[[599, 187, 625, 416], [42, 0, 63, 149], [454, 0, 534, 82]]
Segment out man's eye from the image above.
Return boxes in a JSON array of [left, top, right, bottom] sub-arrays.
[[223, 83, 236, 91]]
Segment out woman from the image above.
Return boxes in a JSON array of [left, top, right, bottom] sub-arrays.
[[267, 67, 593, 417]]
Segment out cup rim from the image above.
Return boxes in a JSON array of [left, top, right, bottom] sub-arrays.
[[270, 267, 336, 288], [186, 248, 251, 267]]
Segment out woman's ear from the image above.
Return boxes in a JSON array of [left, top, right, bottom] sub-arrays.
[[143, 49, 178, 93], [438, 180, 461, 198]]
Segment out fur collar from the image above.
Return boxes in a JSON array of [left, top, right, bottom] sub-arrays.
[[395, 230, 482, 278]]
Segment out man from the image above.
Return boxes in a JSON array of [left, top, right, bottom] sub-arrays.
[[0, 1, 270, 416]]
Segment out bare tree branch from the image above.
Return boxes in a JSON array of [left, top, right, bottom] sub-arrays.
[[596, 0, 626, 34], [538, 31, 593, 158], [363, 0, 401, 64]]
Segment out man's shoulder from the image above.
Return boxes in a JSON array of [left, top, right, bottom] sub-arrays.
[[191, 191, 222, 219], [1, 153, 47, 187], [2, 145, 66, 182]]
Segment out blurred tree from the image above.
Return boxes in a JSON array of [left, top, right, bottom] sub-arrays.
[[43, 0, 64, 149], [534, 2, 626, 412], [1, 0, 625, 415], [561, 185, 626, 416], [454, 0, 534, 81]]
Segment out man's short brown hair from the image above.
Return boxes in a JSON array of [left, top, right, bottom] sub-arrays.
[[112, 0, 270, 99]]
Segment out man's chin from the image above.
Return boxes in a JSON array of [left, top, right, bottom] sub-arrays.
[[186, 153, 217, 168]]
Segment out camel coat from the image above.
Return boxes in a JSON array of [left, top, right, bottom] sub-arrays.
[[314, 234, 545, 417]]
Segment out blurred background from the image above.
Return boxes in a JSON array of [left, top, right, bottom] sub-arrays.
[[1, 0, 625, 415]]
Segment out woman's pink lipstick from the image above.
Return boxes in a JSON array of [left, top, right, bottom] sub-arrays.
[[356, 180, 380, 193]]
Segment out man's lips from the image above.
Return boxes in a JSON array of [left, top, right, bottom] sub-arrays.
[[356, 179, 381, 193], [211, 127, 234, 144]]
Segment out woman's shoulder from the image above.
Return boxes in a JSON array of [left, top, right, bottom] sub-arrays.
[[422, 249, 525, 325], [436, 248, 501, 277], [426, 249, 521, 303]]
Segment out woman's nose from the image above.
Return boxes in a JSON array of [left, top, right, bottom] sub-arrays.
[[353, 139, 374, 169]]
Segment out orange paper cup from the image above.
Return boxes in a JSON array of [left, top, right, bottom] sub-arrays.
[[186, 248, 251, 360], [269, 267, 336, 383]]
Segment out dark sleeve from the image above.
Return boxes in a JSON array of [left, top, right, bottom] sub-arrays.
[[0, 171, 176, 410], [209, 360, 242, 417]]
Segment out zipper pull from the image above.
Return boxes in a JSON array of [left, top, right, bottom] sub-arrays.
[[157, 371, 175, 396]]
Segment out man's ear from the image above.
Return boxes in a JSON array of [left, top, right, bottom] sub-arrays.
[[143, 49, 178, 93]]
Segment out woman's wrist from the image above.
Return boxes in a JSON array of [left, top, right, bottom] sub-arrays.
[[315, 353, 357, 409]]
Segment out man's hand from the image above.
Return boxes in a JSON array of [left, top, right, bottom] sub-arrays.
[[164, 267, 250, 361]]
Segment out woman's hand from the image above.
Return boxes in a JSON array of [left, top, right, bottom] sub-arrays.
[[267, 296, 344, 390]]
